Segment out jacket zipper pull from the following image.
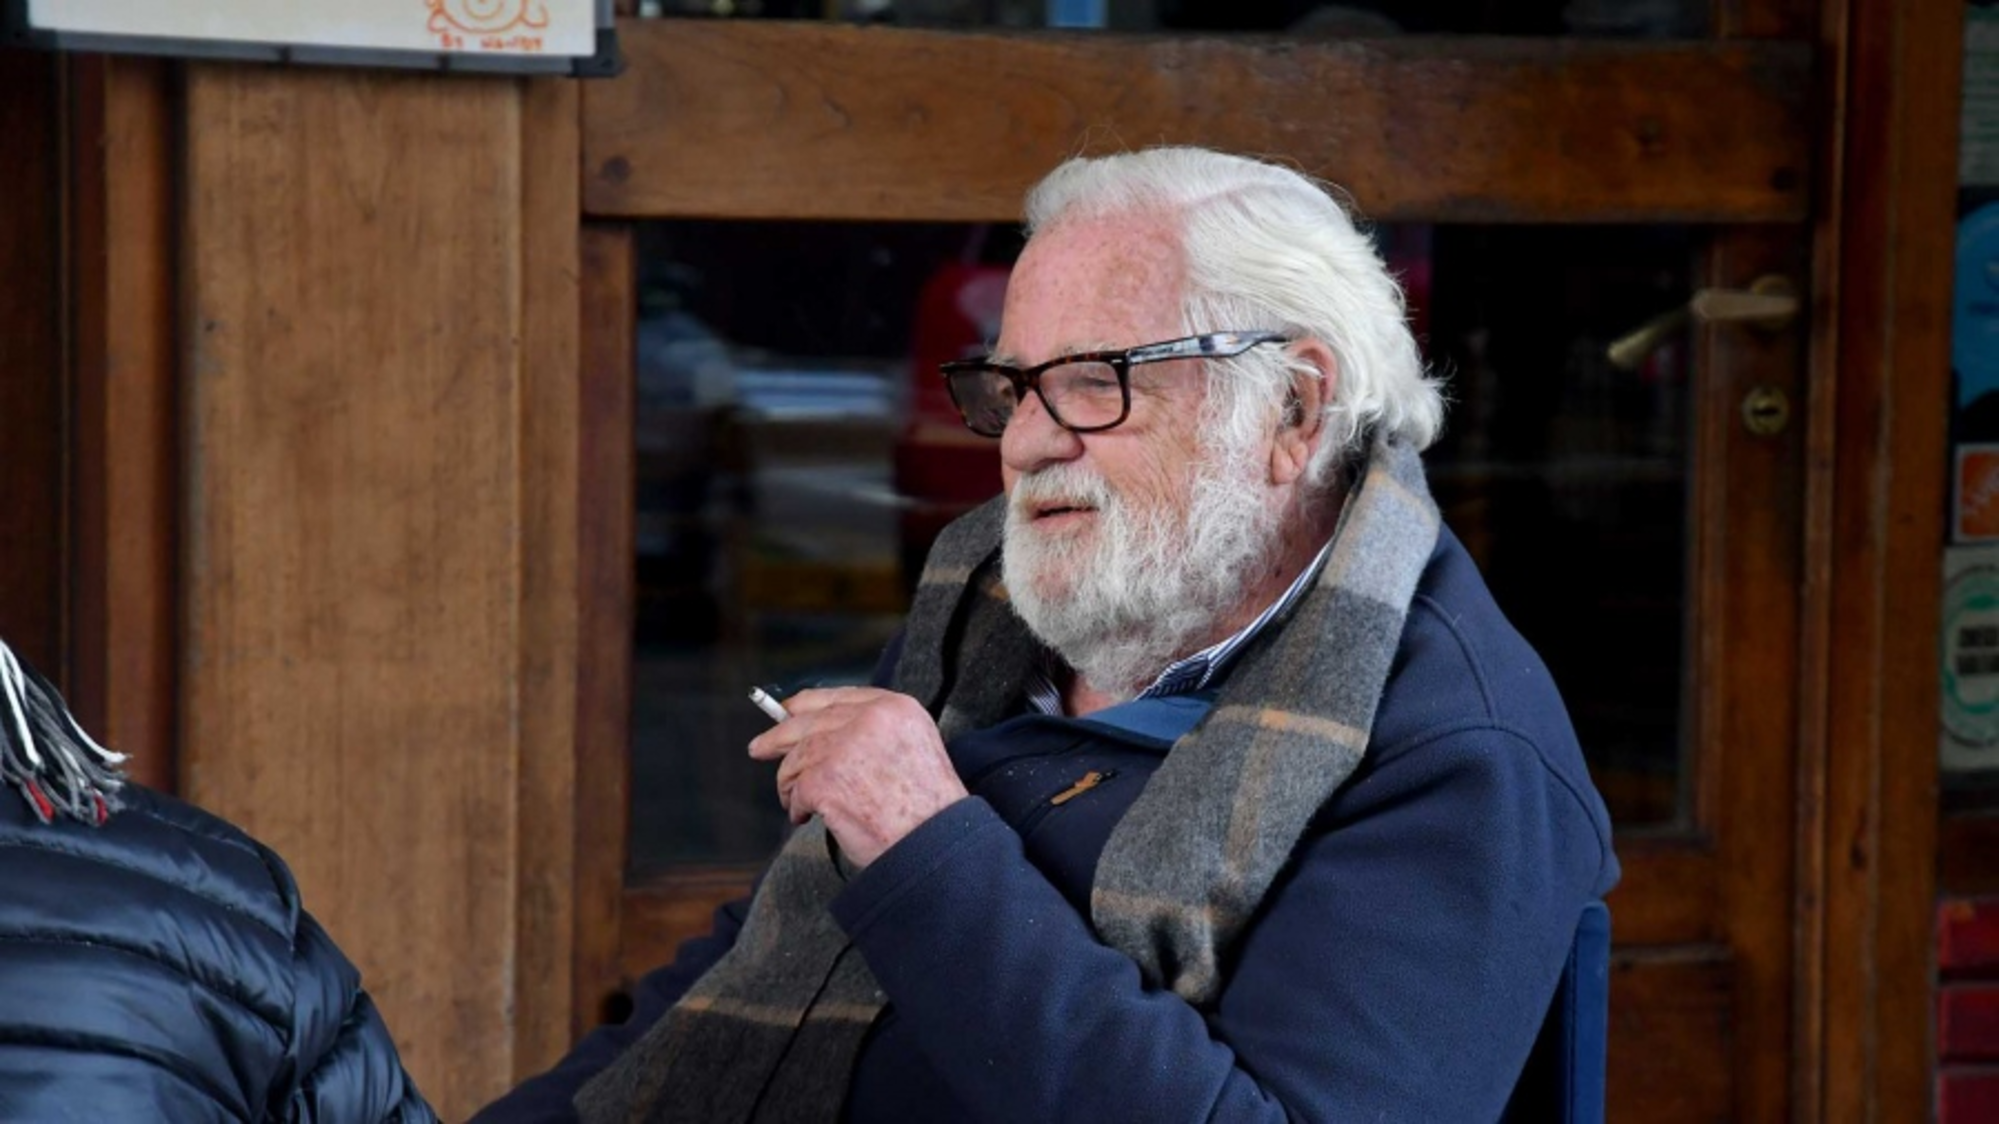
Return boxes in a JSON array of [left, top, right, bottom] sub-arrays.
[[1050, 769, 1115, 806]]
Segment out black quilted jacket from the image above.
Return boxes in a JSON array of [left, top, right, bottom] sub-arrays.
[[0, 782, 437, 1123]]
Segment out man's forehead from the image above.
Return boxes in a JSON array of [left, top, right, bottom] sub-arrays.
[[1037, 213, 1184, 281], [994, 214, 1186, 362]]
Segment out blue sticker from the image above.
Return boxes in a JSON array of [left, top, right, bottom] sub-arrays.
[[1956, 204, 1999, 408]]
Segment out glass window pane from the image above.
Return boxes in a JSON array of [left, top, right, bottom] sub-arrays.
[[627, 218, 1695, 876], [630, 222, 1022, 874], [627, 0, 1705, 37], [1424, 224, 1695, 830]]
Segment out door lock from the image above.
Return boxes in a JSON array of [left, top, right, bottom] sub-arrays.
[[1740, 385, 1791, 437]]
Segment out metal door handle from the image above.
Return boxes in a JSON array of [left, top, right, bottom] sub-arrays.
[[1607, 275, 1800, 370]]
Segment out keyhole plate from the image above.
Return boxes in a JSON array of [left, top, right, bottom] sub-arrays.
[[1741, 385, 1791, 436]]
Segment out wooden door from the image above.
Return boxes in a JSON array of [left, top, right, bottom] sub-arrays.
[[569, 7, 1830, 1120]]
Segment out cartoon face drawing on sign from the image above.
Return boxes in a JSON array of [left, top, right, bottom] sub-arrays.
[[429, 0, 551, 34]]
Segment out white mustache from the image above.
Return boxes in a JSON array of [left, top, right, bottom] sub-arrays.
[[1009, 465, 1119, 520]]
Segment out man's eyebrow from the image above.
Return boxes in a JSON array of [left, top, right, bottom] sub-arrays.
[[986, 342, 1120, 367]]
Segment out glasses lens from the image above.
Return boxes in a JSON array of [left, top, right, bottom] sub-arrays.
[[945, 368, 1017, 437], [1040, 361, 1125, 430]]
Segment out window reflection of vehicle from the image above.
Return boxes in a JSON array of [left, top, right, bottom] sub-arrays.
[[634, 294, 906, 644], [895, 262, 1010, 586], [625, 227, 1011, 869], [634, 300, 730, 642]]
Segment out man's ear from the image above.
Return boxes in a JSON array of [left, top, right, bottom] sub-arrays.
[[1270, 339, 1337, 487]]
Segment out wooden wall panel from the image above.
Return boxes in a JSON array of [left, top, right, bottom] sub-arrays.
[[181, 66, 579, 1118], [0, 48, 63, 675], [583, 21, 1812, 224], [1606, 950, 1736, 1124], [1607, 842, 1720, 947]]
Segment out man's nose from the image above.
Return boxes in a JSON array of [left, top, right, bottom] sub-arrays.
[[999, 388, 1084, 474]]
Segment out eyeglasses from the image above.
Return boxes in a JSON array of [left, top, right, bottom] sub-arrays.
[[939, 330, 1292, 438]]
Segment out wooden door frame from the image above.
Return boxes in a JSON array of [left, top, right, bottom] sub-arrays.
[[575, 221, 639, 1033], [567, 7, 1961, 1119], [581, 24, 1810, 224], [570, 19, 1813, 1111]]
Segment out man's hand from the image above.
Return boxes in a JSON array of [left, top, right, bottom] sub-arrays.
[[747, 687, 969, 869]]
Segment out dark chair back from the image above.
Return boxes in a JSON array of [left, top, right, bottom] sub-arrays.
[[1502, 901, 1611, 1124]]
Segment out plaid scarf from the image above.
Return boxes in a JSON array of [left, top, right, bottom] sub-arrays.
[[576, 436, 1440, 1122]]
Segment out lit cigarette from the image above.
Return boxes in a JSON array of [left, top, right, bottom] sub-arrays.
[[748, 686, 790, 723]]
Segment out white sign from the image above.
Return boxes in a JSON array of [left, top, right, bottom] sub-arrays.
[[1942, 545, 1999, 774], [1966, 7, 1999, 186], [14, 0, 612, 72]]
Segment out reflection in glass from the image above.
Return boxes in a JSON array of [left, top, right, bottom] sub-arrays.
[[628, 219, 1695, 875], [1425, 225, 1695, 829], [630, 224, 1021, 873]]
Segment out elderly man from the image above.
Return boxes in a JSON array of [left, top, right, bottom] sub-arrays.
[[480, 146, 1617, 1123]]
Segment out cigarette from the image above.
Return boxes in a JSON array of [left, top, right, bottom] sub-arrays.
[[748, 685, 790, 723]]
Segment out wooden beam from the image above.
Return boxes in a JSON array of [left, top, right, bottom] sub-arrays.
[[512, 74, 583, 1087], [583, 22, 1812, 223], [1716, 0, 1818, 40], [65, 55, 180, 793], [573, 222, 636, 1039], [1805, 0, 1959, 1118]]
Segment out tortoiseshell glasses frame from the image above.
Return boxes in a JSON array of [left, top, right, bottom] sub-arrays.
[[938, 330, 1292, 438]]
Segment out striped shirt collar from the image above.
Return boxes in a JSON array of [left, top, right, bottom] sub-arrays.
[[1022, 533, 1339, 717]]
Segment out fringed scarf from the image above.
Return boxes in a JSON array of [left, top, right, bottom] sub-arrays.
[[577, 436, 1440, 1123], [0, 641, 127, 826]]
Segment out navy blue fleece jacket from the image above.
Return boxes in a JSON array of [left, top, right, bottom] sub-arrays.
[[477, 529, 1619, 1122]]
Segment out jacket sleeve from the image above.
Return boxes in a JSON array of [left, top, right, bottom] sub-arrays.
[[467, 895, 753, 1123], [828, 723, 1614, 1124], [278, 911, 439, 1123]]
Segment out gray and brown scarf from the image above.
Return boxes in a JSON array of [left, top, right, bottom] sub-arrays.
[[577, 435, 1441, 1124]]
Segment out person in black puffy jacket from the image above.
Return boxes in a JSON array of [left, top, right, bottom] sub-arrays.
[[0, 639, 437, 1123]]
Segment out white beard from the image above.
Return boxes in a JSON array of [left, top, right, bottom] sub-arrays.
[[1001, 443, 1283, 701]]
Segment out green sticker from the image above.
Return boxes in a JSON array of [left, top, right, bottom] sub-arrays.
[[1942, 556, 1999, 758]]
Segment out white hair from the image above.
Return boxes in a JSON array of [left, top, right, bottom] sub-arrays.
[[1022, 147, 1445, 483]]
